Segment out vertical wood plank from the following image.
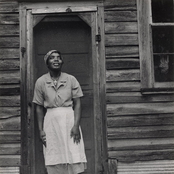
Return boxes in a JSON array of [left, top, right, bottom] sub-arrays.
[[137, 0, 154, 88], [98, 5, 108, 173], [19, 7, 30, 174], [91, 12, 99, 174], [26, 9, 35, 174], [108, 158, 117, 174]]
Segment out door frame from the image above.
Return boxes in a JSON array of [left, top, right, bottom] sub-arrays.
[[19, 1, 107, 174]]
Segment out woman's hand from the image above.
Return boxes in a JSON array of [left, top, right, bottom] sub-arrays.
[[40, 130, 46, 147], [70, 125, 81, 144]]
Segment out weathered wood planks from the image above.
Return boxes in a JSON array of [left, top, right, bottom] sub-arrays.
[[0, 71, 20, 84], [107, 114, 174, 127], [105, 34, 138, 46], [0, 2, 19, 13], [0, 167, 20, 174], [0, 60, 20, 70], [106, 92, 174, 103], [105, 11, 137, 22], [0, 14, 19, 24], [0, 144, 20, 154], [0, 37, 19, 47], [106, 70, 140, 82], [108, 138, 174, 151], [108, 149, 174, 162], [0, 48, 19, 58], [106, 59, 139, 70], [0, 131, 20, 143], [107, 126, 174, 139], [0, 107, 20, 119], [117, 160, 174, 173], [0, 155, 20, 166], [107, 102, 174, 116], [106, 46, 139, 57], [105, 22, 138, 33], [0, 25, 19, 36]]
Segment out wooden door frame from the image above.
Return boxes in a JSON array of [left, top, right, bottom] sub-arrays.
[[19, 2, 107, 174]]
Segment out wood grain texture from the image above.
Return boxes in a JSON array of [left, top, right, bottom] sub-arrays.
[[104, 0, 136, 7], [0, 2, 19, 13], [0, 131, 20, 143], [0, 155, 20, 166], [108, 138, 174, 151], [0, 59, 19, 70], [108, 149, 174, 162], [0, 71, 20, 84], [0, 116, 20, 130], [105, 22, 138, 34], [0, 25, 19, 36], [106, 59, 139, 70], [0, 37, 19, 48], [105, 11, 137, 22], [106, 92, 174, 103], [137, 0, 153, 88], [107, 102, 174, 116], [105, 34, 138, 46], [0, 48, 19, 59], [0, 144, 20, 155], [106, 46, 139, 57], [0, 107, 20, 119], [0, 167, 20, 174], [0, 14, 19, 24], [0, 84, 20, 96], [117, 160, 174, 173], [107, 125, 174, 139], [107, 114, 174, 127], [108, 158, 117, 174], [106, 82, 141, 92], [106, 70, 140, 82]]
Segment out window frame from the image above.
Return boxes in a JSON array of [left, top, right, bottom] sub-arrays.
[[137, 0, 174, 94]]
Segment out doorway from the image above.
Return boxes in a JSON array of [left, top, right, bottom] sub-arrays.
[[33, 15, 94, 174], [20, 3, 106, 173]]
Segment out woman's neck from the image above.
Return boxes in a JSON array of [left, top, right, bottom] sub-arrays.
[[49, 70, 61, 79]]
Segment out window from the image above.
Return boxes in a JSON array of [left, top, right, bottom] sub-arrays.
[[138, 0, 174, 93]]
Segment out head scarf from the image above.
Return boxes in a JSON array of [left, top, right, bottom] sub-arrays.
[[44, 50, 57, 64]]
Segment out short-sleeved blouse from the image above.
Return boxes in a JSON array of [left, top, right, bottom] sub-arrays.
[[32, 72, 83, 108]]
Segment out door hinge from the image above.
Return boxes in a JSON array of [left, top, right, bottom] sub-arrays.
[[95, 34, 101, 42], [21, 47, 26, 58]]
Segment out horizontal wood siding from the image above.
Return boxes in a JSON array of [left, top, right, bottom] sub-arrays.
[[104, 0, 174, 173], [0, 0, 20, 170]]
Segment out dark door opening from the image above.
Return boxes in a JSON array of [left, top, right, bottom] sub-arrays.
[[33, 15, 95, 174]]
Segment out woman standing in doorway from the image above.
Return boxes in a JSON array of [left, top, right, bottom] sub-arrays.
[[33, 50, 87, 174]]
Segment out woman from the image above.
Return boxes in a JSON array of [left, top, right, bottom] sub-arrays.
[[33, 50, 87, 174]]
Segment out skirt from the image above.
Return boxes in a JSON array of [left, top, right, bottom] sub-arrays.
[[43, 107, 87, 172]]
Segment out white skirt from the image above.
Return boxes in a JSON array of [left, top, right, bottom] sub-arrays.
[[43, 107, 87, 166]]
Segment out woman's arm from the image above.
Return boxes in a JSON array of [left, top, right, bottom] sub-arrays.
[[36, 104, 46, 147], [71, 97, 81, 144]]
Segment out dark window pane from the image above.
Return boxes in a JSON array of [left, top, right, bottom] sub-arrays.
[[152, 26, 174, 53], [154, 55, 174, 82], [152, 0, 174, 22]]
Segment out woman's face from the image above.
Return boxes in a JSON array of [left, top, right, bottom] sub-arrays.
[[47, 52, 63, 72]]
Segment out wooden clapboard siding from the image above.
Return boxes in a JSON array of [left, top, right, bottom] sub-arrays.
[[0, 0, 20, 169], [107, 92, 174, 103], [104, 0, 174, 172], [0, 14, 19, 24], [0, 37, 19, 47], [107, 102, 174, 116], [0, 167, 20, 174], [117, 160, 174, 174], [0, 48, 19, 58], [0, 144, 20, 155], [0, 85, 20, 96]]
